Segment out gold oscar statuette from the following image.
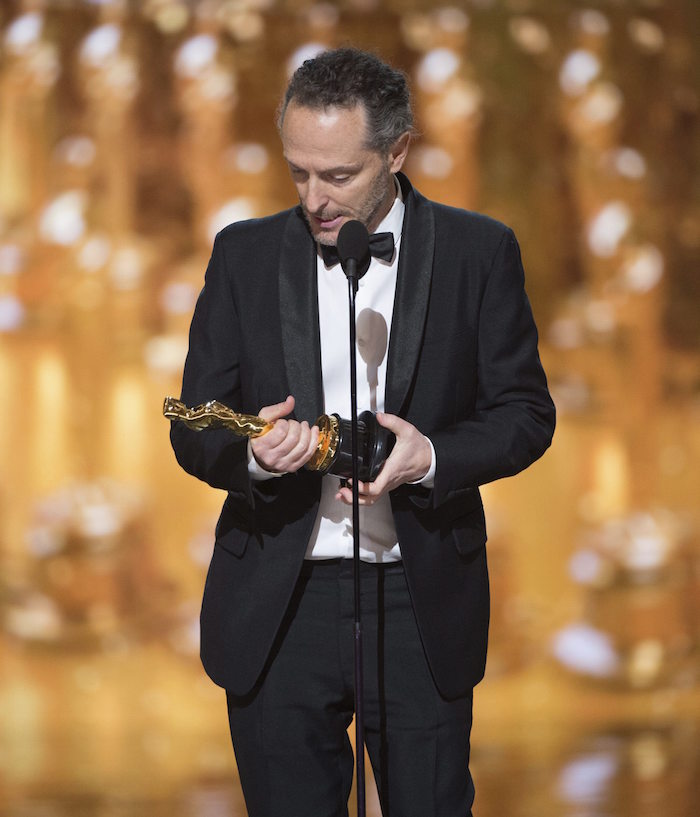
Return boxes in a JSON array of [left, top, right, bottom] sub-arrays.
[[163, 397, 393, 481]]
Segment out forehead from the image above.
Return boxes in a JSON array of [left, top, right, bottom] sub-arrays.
[[281, 102, 375, 167]]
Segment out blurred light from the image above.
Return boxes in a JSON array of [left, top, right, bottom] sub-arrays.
[[440, 81, 482, 121], [175, 34, 218, 78], [160, 281, 198, 315], [109, 245, 146, 290], [144, 333, 188, 374], [0, 296, 25, 332], [39, 191, 87, 246], [287, 43, 327, 77], [5, 593, 62, 640], [26, 524, 63, 558], [167, 602, 200, 655], [188, 522, 216, 567], [144, 0, 190, 34], [548, 316, 584, 349], [587, 201, 631, 257], [225, 11, 265, 42], [584, 300, 616, 334], [434, 7, 469, 34], [590, 436, 629, 517], [4, 12, 42, 53], [36, 45, 61, 87], [559, 49, 600, 96], [607, 146, 647, 179], [227, 142, 269, 174], [509, 17, 551, 55], [80, 24, 122, 66], [577, 82, 623, 125], [569, 548, 608, 586], [572, 9, 610, 37], [415, 146, 454, 179], [416, 48, 461, 92], [550, 374, 592, 414], [54, 135, 96, 168], [306, 4, 340, 28], [630, 734, 668, 780], [208, 198, 256, 242], [100, 57, 139, 98], [552, 623, 620, 677], [628, 18, 665, 53], [400, 13, 434, 52], [628, 640, 664, 687], [0, 244, 24, 276], [620, 513, 672, 571], [558, 750, 618, 802], [78, 235, 111, 272], [582, 510, 686, 579], [197, 68, 236, 103], [621, 245, 664, 292]]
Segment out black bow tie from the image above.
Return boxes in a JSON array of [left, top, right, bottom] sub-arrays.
[[320, 231, 395, 268]]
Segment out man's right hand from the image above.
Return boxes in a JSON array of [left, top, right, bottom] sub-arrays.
[[250, 395, 319, 474]]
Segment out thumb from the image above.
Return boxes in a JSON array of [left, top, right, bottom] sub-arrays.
[[259, 395, 295, 422], [375, 411, 404, 433]]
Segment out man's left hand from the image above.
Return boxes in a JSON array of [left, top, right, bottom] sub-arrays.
[[335, 412, 432, 506]]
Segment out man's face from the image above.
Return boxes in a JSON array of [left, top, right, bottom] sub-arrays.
[[281, 102, 408, 246]]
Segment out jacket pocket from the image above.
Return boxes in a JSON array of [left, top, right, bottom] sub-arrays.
[[451, 503, 487, 557], [215, 495, 255, 557]]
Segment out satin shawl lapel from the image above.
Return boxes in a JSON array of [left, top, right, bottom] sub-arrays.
[[385, 175, 435, 416], [278, 209, 324, 424]]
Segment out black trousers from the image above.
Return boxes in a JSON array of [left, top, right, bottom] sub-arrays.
[[227, 558, 475, 817]]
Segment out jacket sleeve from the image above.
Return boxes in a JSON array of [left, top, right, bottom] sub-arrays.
[[169, 230, 254, 504], [428, 228, 555, 508]]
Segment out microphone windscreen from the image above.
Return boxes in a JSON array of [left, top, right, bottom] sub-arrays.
[[337, 220, 370, 266]]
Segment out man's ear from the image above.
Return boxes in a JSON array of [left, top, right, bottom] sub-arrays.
[[388, 131, 411, 173]]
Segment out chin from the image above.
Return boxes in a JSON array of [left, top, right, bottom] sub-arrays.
[[317, 232, 339, 247], [310, 222, 340, 246]]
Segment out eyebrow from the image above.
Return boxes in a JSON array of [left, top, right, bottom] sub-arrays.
[[285, 159, 361, 176]]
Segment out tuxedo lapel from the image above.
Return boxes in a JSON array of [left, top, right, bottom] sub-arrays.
[[278, 209, 324, 424], [385, 174, 435, 416]]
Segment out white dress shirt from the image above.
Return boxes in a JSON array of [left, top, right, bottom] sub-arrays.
[[249, 178, 435, 562]]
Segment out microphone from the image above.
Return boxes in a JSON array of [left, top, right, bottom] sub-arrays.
[[337, 220, 370, 280]]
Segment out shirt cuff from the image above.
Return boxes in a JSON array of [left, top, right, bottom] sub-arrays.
[[407, 435, 436, 488], [247, 440, 283, 481]]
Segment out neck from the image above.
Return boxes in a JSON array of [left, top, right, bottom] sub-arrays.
[[367, 175, 398, 234]]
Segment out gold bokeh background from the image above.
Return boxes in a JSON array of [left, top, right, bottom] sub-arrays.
[[1, 1, 699, 815]]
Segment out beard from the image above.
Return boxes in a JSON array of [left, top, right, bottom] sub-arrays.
[[302, 163, 394, 246]]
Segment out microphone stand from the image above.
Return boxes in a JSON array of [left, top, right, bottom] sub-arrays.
[[344, 256, 366, 817]]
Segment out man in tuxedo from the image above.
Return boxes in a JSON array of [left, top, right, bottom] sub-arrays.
[[170, 48, 555, 816]]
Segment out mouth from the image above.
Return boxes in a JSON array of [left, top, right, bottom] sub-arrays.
[[311, 213, 344, 231]]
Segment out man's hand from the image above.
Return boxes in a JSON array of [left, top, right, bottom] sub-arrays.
[[335, 412, 432, 506], [250, 395, 319, 474]]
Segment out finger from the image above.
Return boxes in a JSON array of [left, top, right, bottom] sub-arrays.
[[252, 418, 289, 450], [279, 422, 319, 470], [375, 411, 407, 434], [335, 481, 376, 506], [264, 421, 319, 472], [259, 395, 295, 423], [336, 486, 373, 506]]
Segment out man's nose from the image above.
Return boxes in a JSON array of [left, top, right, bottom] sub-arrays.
[[304, 178, 330, 214]]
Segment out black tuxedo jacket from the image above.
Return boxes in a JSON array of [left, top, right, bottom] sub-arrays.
[[171, 173, 555, 700]]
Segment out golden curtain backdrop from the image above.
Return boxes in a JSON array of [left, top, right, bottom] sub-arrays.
[[1, 1, 698, 815]]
